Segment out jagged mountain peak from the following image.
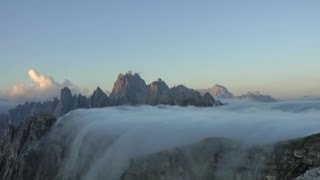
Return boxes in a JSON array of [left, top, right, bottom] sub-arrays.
[[90, 86, 110, 108], [110, 72, 149, 105], [149, 78, 170, 93], [93, 86, 105, 95], [199, 84, 234, 98], [112, 72, 147, 91]]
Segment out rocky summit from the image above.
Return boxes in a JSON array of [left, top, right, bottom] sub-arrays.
[[90, 87, 111, 107], [110, 72, 221, 106], [110, 72, 150, 105]]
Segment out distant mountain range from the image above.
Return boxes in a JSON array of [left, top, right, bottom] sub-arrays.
[[0, 72, 221, 134], [199, 84, 277, 102], [238, 91, 277, 103]]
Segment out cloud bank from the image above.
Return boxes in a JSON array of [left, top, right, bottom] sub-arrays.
[[1, 69, 88, 103], [44, 100, 320, 180]]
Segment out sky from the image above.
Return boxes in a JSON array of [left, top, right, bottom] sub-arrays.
[[0, 0, 319, 100]]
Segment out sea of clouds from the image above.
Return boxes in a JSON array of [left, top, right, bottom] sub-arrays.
[[44, 99, 320, 180]]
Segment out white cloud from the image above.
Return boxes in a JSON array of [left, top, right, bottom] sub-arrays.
[[28, 69, 55, 89], [2, 69, 87, 103]]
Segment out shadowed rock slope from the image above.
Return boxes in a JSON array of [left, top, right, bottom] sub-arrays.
[[121, 134, 320, 180], [0, 114, 57, 180]]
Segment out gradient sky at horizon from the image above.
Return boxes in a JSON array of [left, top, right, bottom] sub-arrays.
[[1, 0, 320, 99]]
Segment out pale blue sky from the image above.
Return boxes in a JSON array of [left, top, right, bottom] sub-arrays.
[[0, 0, 319, 98]]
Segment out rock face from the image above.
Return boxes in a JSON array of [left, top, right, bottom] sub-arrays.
[[110, 72, 150, 105], [294, 167, 320, 180], [121, 138, 242, 180], [148, 78, 170, 105], [266, 133, 320, 179], [199, 84, 234, 99], [0, 114, 57, 180], [122, 133, 320, 180], [60, 87, 75, 115], [74, 94, 89, 109], [238, 91, 277, 103]]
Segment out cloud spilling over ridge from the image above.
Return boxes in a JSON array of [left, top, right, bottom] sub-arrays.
[[45, 100, 320, 180], [2, 69, 88, 102]]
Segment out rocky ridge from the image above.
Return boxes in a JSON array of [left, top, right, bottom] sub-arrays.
[[0, 72, 221, 135]]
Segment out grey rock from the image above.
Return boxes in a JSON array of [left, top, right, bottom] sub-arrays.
[[90, 87, 110, 108], [74, 94, 89, 109], [110, 72, 149, 105], [60, 87, 75, 115], [122, 133, 320, 180], [0, 114, 57, 180], [294, 167, 320, 180], [148, 78, 170, 105]]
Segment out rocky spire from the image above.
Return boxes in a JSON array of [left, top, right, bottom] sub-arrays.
[[148, 78, 170, 105], [149, 78, 170, 95], [60, 87, 75, 115], [90, 87, 110, 108], [110, 72, 149, 105]]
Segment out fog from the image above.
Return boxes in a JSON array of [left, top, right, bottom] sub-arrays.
[[0, 101, 15, 114], [47, 99, 320, 180]]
